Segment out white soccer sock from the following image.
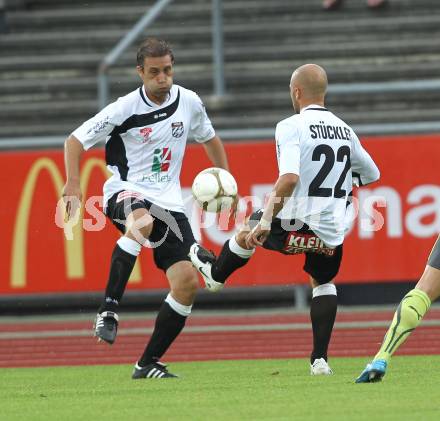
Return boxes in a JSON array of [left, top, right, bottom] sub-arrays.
[[117, 236, 142, 256], [165, 293, 192, 317], [229, 235, 255, 258], [312, 283, 337, 298]]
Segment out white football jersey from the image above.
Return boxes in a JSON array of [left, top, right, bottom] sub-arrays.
[[275, 104, 380, 247], [72, 84, 215, 212]]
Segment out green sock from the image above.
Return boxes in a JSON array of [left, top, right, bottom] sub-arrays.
[[374, 289, 431, 363]]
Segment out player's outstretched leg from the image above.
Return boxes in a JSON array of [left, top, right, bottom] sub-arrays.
[[189, 233, 254, 292], [188, 243, 221, 291], [355, 288, 431, 383], [94, 236, 141, 344]]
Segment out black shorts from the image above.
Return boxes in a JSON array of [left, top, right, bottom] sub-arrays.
[[105, 191, 195, 272], [249, 210, 343, 284]]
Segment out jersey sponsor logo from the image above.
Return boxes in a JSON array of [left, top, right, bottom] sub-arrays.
[[171, 121, 184, 138], [139, 148, 173, 183], [142, 173, 172, 183], [152, 148, 171, 173], [139, 127, 153, 143], [283, 232, 335, 256], [86, 116, 110, 136]]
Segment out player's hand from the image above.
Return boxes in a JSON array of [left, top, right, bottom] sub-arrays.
[[228, 194, 240, 219], [245, 222, 270, 248], [62, 181, 82, 221]]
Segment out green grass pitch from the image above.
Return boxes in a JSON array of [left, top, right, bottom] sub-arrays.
[[1, 356, 439, 421]]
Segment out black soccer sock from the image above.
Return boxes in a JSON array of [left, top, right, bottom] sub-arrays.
[[138, 301, 187, 366], [310, 292, 337, 363], [211, 240, 252, 283], [98, 243, 138, 313]]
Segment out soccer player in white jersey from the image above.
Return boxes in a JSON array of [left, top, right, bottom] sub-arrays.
[[62, 38, 229, 379], [190, 63, 380, 375]]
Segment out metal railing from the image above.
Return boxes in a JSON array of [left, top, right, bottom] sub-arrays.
[[2, 0, 440, 150], [2, 121, 440, 151], [97, 0, 174, 110], [328, 79, 440, 94], [212, 0, 225, 97], [2, 77, 440, 149], [97, 0, 226, 109]]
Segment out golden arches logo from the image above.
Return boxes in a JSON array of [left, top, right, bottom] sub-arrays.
[[10, 157, 141, 289]]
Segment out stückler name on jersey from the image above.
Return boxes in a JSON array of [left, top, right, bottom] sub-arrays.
[[142, 173, 172, 183], [309, 122, 351, 141]]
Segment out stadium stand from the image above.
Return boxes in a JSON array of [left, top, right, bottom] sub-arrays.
[[0, 0, 439, 138]]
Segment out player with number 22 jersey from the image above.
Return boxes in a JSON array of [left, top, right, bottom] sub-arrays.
[[276, 104, 379, 247], [189, 64, 380, 376]]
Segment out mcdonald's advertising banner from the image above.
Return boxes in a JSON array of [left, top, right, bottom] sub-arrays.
[[1, 134, 439, 296]]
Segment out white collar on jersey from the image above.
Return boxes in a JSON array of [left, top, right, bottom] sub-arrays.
[[300, 104, 328, 113], [141, 85, 172, 108]]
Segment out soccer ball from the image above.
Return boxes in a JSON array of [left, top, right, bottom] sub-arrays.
[[191, 167, 238, 212]]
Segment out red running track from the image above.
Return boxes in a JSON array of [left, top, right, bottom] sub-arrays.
[[1, 309, 440, 368]]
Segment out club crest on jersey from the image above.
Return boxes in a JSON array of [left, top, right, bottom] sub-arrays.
[[171, 122, 184, 138], [139, 127, 153, 143]]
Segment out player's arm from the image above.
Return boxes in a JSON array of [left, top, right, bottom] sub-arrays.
[[246, 120, 300, 248], [351, 133, 380, 187], [62, 135, 85, 219], [261, 173, 299, 223], [61, 101, 121, 219], [202, 135, 229, 171], [190, 93, 229, 170], [246, 173, 298, 248]]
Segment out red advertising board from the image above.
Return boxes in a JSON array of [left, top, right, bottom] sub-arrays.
[[0, 134, 439, 295]]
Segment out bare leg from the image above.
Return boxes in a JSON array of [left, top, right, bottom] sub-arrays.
[[414, 265, 440, 302]]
